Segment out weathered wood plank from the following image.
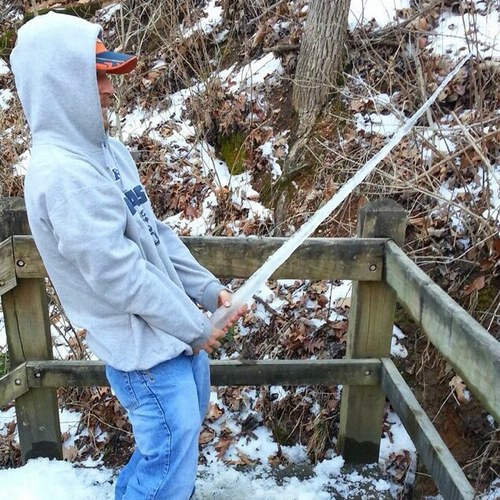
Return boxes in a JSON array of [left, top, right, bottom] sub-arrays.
[[2, 278, 63, 462], [1, 201, 63, 463], [381, 359, 475, 500], [185, 236, 385, 280], [26, 359, 381, 387], [0, 198, 30, 241], [11, 235, 46, 279], [3, 280, 53, 367], [385, 240, 500, 424], [0, 238, 17, 296], [211, 359, 380, 386], [13, 235, 386, 281], [27, 360, 108, 387], [0, 362, 29, 407], [338, 199, 407, 463]]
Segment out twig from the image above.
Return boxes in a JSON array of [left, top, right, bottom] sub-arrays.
[[30, 0, 38, 16], [263, 44, 300, 54], [409, 41, 435, 128], [450, 111, 500, 186], [247, 0, 287, 28], [412, 128, 500, 185], [375, 168, 494, 231], [484, 291, 500, 332], [362, 0, 442, 41], [253, 294, 284, 318]]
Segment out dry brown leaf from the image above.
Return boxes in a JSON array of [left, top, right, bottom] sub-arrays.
[[63, 445, 78, 461], [335, 297, 351, 309], [226, 449, 259, 466], [206, 402, 224, 422], [350, 99, 370, 113], [462, 275, 485, 296], [215, 436, 233, 460], [199, 428, 215, 445], [449, 375, 468, 404]]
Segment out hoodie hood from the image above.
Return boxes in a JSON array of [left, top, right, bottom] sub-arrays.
[[11, 12, 104, 152]]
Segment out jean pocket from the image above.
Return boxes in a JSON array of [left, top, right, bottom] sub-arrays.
[[106, 367, 140, 412]]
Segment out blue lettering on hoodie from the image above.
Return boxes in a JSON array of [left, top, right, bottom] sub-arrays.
[[124, 185, 147, 215], [123, 186, 160, 245]]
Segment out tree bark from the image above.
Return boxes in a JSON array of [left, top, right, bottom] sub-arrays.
[[292, 0, 350, 138]]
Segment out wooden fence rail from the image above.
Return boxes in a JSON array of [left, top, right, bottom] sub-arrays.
[[1, 197, 499, 500], [385, 240, 500, 424]]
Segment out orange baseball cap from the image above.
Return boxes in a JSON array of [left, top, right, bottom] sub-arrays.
[[96, 39, 137, 74]]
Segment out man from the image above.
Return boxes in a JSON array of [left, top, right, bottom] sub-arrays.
[[11, 12, 245, 500]]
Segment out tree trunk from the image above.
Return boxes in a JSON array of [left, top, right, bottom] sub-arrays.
[[292, 0, 350, 139]]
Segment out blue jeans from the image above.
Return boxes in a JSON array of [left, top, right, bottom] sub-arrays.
[[106, 352, 210, 500]]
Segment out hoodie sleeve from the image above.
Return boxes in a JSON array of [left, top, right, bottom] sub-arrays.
[[155, 220, 225, 313], [48, 182, 213, 347]]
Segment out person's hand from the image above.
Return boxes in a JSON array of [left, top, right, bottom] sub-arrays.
[[216, 290, 248, 330], [199, 327, 226, 354], [194, 291, 248, 354], [217, 289, 232, 309]]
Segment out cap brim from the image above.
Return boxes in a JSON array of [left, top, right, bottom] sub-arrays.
[[96, 51, 137, 74]]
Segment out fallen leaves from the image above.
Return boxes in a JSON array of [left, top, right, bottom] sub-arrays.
[[449, 375, 469, 404], [214, 428, 234, 460], [462, 275, 485, 297], [386, 450, 413, 482]]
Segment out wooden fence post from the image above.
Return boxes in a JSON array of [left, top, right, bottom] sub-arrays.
[[337, 198, 407, 463], [0, 197, 62, 462]]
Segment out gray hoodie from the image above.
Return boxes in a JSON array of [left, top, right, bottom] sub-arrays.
[[10, 12, 224, 371]]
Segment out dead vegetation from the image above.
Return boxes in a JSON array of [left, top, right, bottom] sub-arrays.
[[0, 0, 499, 496]]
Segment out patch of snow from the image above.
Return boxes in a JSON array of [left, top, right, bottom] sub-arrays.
[[12, 149, 30, 176], [420, 127, 457, 165], [59, 408, 84, 449], [328, 280, 352, 306], [436, 166, 485, 233], [349, 0, 411, 30], [96, 2, 122, 23], [258, 133, 287, 179], [0, 88, 13, 111], [428, 8, 500, 60], [0, 458, 115, 499], [479, 478, 500, 500], [380, 411, 416, 460], [355, 112, 402, 136], [0, 59, 10, 75], [163, 192, 216, 236], [380, 410, 417, 497], [0, 406, 16, 437], [486, 415, 496, 428], [222, 53, 284, 93], [181, 0, 224, 38], [391, 325, 408, 358]]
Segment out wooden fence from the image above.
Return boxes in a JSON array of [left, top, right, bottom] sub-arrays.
[[1, 197, 499, 500]]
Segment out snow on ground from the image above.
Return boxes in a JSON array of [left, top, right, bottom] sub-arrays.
[[0, 402, 405, 500], [0, 59, 11, 75], [0, 89, 13, 111], [349, 0, 412, 30], [428, 3, 500, 60], [1, 403, 496, 499], [1, 1, 500, 499], [181, 0, 224, 38]]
